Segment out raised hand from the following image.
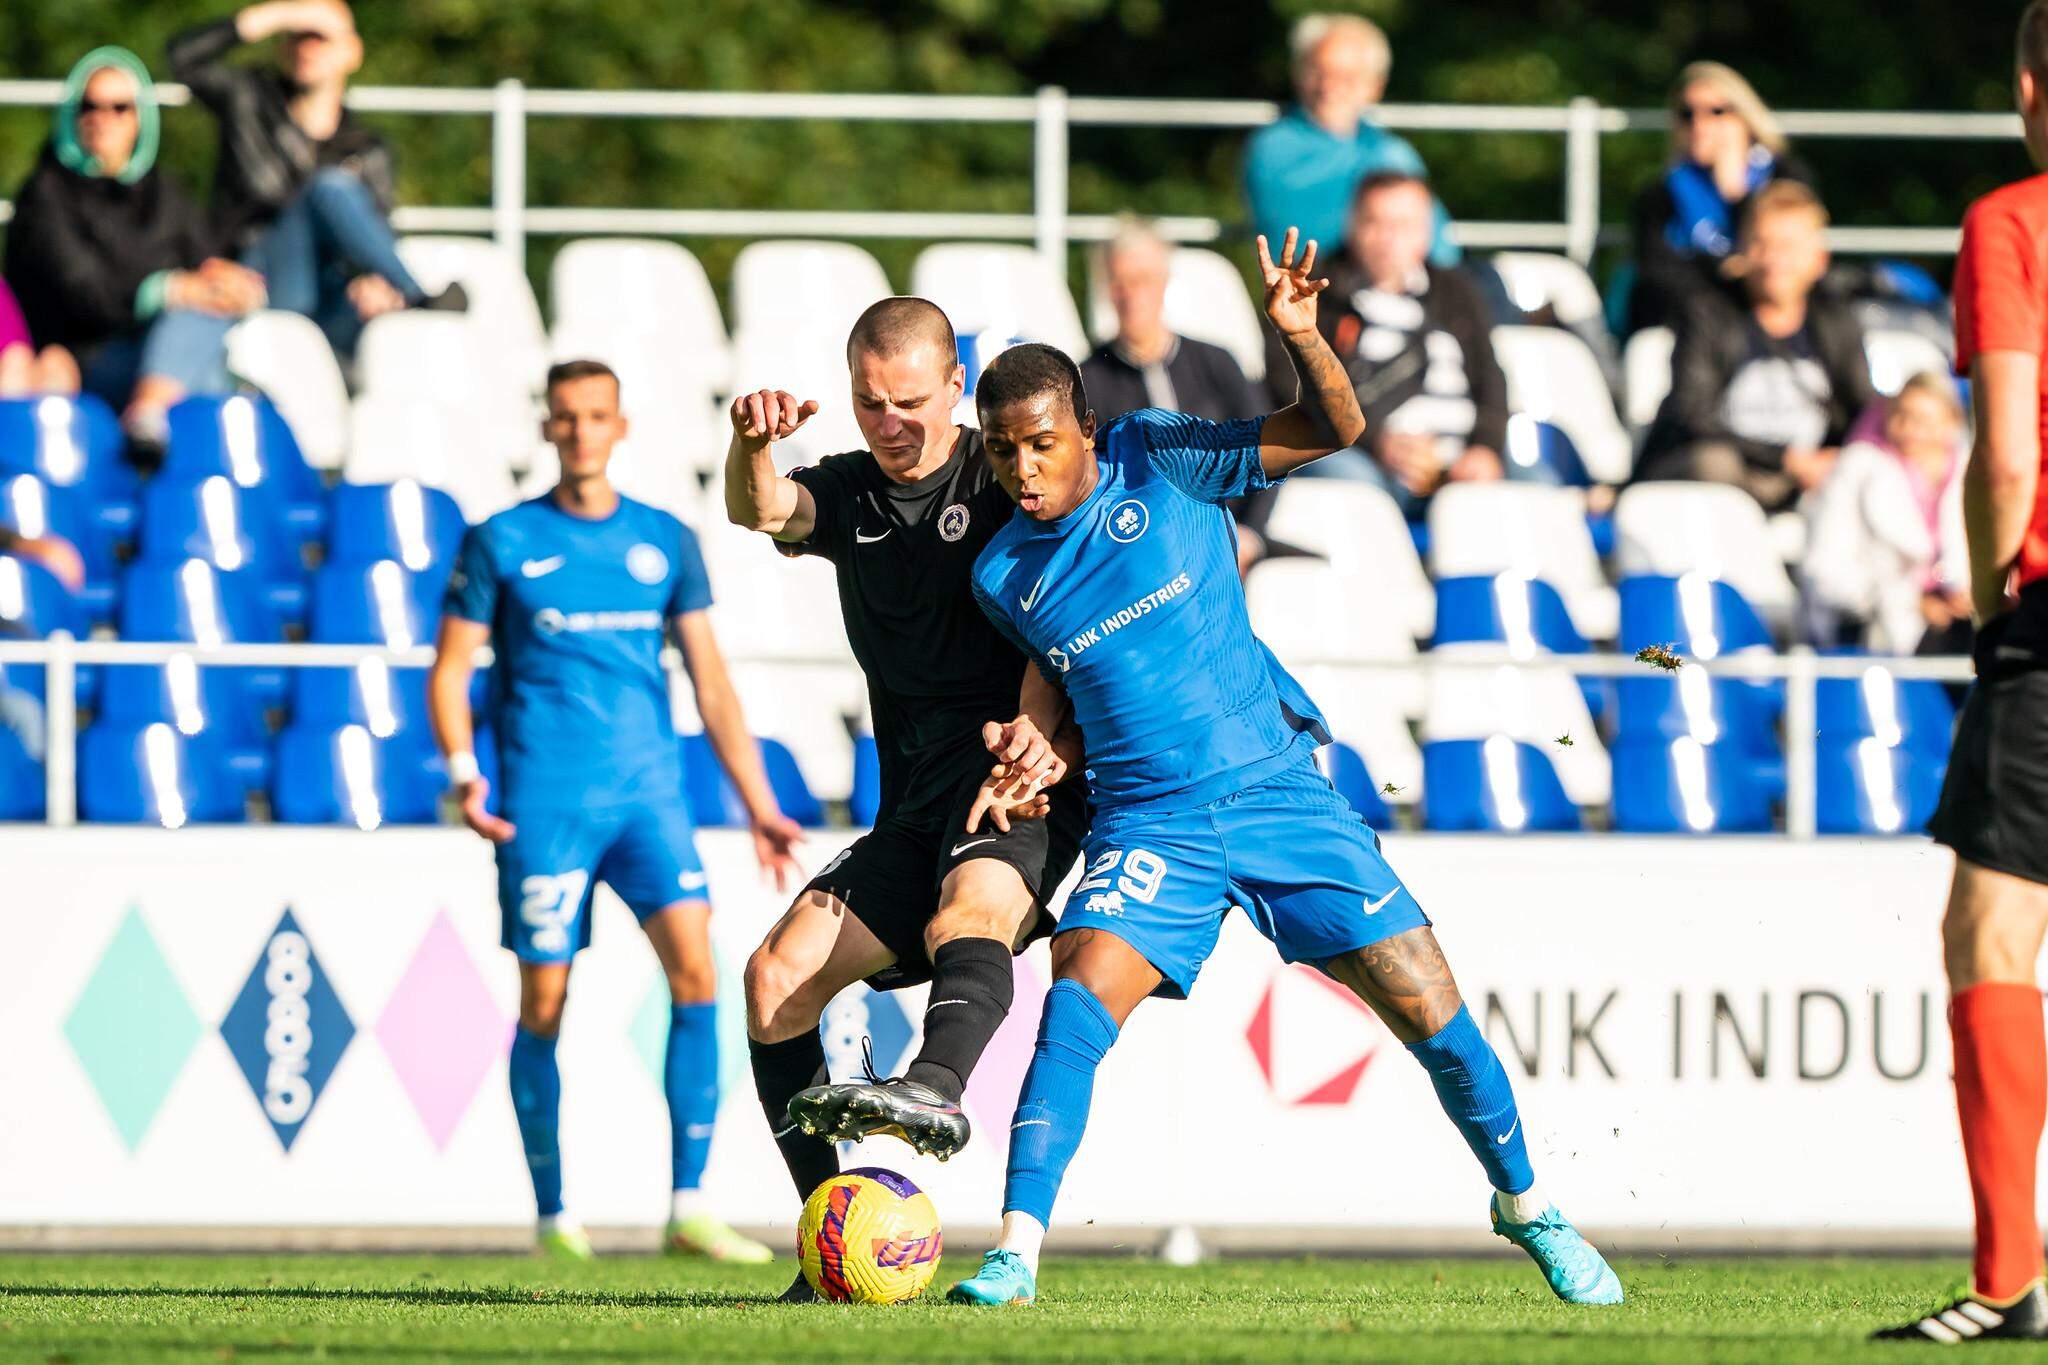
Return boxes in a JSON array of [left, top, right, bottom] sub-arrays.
[[1256, 227, 1331, 339], [729, 389, 819, 449]]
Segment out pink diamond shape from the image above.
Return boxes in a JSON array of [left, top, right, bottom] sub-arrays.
[[963, 957, 1046, 1144], [376, 910, 508, 1152]]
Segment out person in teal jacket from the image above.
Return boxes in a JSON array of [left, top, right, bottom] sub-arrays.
[[1242, 13, 1458, 266]]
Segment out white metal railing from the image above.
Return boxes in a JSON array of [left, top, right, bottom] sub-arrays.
[[0, 79, 2023, 267], [0, 635, 1975, 837]]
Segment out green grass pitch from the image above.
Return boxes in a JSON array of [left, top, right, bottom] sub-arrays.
[[0, 1253, 1969, 1361]]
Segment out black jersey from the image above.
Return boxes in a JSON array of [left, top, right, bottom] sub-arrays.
[[778, 426, 1026, 821]]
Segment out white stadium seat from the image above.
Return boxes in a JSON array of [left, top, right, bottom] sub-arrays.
[[1426, 483, 1617, 640], [224, 310, 352, 471], [343, 391, 517, 521], [911, 243, 1088, 358], [1245, 558, 1422, 803], [1259, 479, 1435, 641], [730, 240, 893, 355], [1614, 481, 1798, 627], [1863, 327, 1952, 397], [1489, 252, 1606, 329], [1086, 246, 1266, 381], [1491, 325, 1633, 484], [550, 238, 732, 393], [1421, 647, 1610, 807], [355, 312, 545, 476], [396, 236, 549, 468], [1622, 325, 1675, 431]]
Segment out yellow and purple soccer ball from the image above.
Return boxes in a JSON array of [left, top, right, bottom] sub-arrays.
[[796, 1167, 944, 1304]]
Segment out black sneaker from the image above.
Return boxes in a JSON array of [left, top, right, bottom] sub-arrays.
[[775, 1272, 818, 1304], [1874, 1282, 2048, 1343], [787, 1076, 971, 1160]]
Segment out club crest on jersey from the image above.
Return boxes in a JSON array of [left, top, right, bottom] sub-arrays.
[[627, 543, 669, 584], [938, 503, 970, 542], [1107, 499, 1149, 543], [1046, 645, 1071, 672]]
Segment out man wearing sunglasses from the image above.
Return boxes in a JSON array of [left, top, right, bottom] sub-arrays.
[[169, 2, 465, 362]]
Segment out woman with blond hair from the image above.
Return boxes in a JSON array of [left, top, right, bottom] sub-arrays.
[[1629, 61, 1812, 332]]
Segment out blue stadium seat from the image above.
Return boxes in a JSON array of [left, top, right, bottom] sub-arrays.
[[1420, 737, 1580, 832], [163, 394, 325, 541], [1618, 573, 1775, 659], [78, 721, 246, 825], [1432, 573, 1601, 717], [0, 717, 43, 820], [307, 560, 443, 647], [1815, 664, 1955, 755], [1615, 573, 1782, 787], [1, 472, 117, 623], [290, 660, 431, 735], [97, 657, 273, 791], [0, 394, 135, 536], [1316, 740, 1392, 826], [139, 475, 308, 624], [1610, 735, 1773, 833], [326, 481, 467, 572], [681, 732, 824, 828], [1502, 415, 1591, 486], [272, 722, 444, 827], [849, 732, 880, 826], [1817, 737, 1947, 836], [0, 551, 84, 641], [118, 559, 284, 708]]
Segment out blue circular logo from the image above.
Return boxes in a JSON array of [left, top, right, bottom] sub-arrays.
[[1107, 499, 1149, 543]]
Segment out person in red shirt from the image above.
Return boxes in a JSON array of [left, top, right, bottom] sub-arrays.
[[1883, 0, 2048, 1344]]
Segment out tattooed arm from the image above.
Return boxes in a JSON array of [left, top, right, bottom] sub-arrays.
[[1326, 926, 1466, 1044], [1252, 226, 1367, 478]]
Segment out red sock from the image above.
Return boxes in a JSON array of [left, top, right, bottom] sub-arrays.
[[1952, 982, 2048, 1301]]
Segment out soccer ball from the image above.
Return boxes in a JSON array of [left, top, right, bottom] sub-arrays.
[[796, 1167, 944, 1304]]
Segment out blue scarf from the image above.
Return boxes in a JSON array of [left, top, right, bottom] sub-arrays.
[[1662, 146, 1777, 259]]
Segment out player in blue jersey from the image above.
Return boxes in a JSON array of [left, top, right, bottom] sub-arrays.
[[428, 359, 805, 1263], [944, 231, 1623, 1308]]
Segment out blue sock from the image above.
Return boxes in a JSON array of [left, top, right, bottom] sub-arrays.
[[666, 1002, 719, 1194], [509, 1026, 564, 1217], [1003, 979, 1120, 1227], [1404, 1004, 1535, 1195]]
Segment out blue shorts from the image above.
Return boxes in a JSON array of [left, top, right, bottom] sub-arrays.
[[1061, 760, 1429, 998], [495, 800, 708, 962]]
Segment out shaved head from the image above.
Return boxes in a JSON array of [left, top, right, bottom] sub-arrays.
[[847, 296, 957, 371]]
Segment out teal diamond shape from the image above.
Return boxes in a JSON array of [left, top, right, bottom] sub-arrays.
[[628, 947, 748, 1100], [63, 908, 202, 1152]]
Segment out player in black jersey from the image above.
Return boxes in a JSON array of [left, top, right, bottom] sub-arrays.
[[725, 299, 1087, 1234]]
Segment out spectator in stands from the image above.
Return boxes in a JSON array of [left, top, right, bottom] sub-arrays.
[[1262, 171, 1509, 520], [1800, 372, 1972, 654], [1081, 219, 1261, 425], [1628, 61, 1810, 334], [169, 1, 465, 361], [2, 47, 255, 449], [0, 280, 80, 397], [1243, 13, 1456, 271], [1634, 181, 1875, 516]]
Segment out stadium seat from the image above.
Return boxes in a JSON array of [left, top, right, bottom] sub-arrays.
[[1815, 663, 1954, 755], [1421, 736, 1580, 832], [1085, 245, 1267, 381], [119, 559, 283, 706], [550, 238, 733, 394], [325, 480, 467, 573], [1421, 647, 1610, 808], [730, 240, 892, 358], [272, 721, 444, 828], [344, 390, 520, 523], [290, 658, 431, 738], [1501, 414, 1592, 486], [1491, 325, 1632, 484], [911, 243, 1090, 357], [1431, 574, 1587, 656], [1863, 327, 1952, 397], [1613, 482, 1799, 628], [849, 732, 881, 826], [225, 310, 352, 470], [2, 471, 116, 622], [397, 235, 550, 396], [1610, 734, 1773, 834], [0, 551, 84, 642], [1314, 740, 1392, 826], [1622, 326, 1675, 430], [0, 394, 136, 536], [0, 720, 42, 821], [1261, 479, 1435, 641], [1816, 736, 1946, 836], [308, 559, 443, 648], [1426, 482, 1616, 640], [163, 394, 325, 543], [97, 653, 273, 790], [1489, 252, 1607, 329], [139, 475, 307, 625], [356, 313, 542, 478], [680, 732, 824, 828], [78, 720, 246, 826]]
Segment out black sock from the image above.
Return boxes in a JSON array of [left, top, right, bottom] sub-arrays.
[[903, 937, 1014, 1103], [748, 1031, 838, 1201]]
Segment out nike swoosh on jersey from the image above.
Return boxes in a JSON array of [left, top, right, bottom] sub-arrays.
[[520, 555, 566, 578], [1363, 889, 1398, 914], [950, 836, 1000, 857], [1019, 574, 1048, 612], [1495, 1118, 1519, 1144], [855, 527, 892, 544]]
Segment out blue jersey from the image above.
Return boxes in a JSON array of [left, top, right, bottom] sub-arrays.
[[446, 494, 711, 815], [972, 409, 1330, 815]]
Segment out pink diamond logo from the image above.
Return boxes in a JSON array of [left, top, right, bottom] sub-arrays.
[[375, 911, 507, 1151]]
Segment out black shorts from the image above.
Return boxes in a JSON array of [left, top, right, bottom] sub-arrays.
[[802, 765, 1089, 990], [1929, 660, 2048, 887]]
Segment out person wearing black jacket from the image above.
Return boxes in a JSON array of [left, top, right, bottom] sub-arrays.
[[1635, 180, 1878, 515], [1080, 222, 1261, 426], [168, 2, 460, 357], [1261, 171, 1511, 520], [2, 47, 258, 443]]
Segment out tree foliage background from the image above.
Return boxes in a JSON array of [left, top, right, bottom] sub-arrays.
[[0, 0, 2035, 304]]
